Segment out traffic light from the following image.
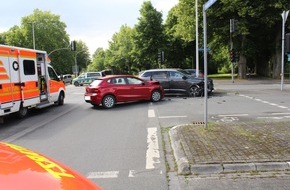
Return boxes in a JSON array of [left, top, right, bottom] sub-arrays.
[[158, 51, 164, 63], [235, 51, 240, 62], [230, 49, 235, 62], [71, 41, 76, 51]]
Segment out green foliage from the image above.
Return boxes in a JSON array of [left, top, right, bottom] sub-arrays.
[[74, 40, 91, 73], [2, 2, 290, 77], [1, 9, 90, 75], [88, 48, 106, 72], [133, 1, 165, 71]]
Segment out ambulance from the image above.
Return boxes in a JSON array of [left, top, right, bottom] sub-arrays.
[[0, 44, 66, 121]]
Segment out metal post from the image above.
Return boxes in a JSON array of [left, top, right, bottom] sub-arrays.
[[32, 22, 35, 49], [203, 0, 217, 129], [74, 50, 86, 77], [196, 0, 199, 77], [230, 19, 234, 83], [203, 5, 208, 129], [75, 52, 78, 77], [281, 10, 289, 91]]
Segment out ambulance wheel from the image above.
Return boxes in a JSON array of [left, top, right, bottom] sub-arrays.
[[56, 92, 65, 106], [18, 104, 28, 118]]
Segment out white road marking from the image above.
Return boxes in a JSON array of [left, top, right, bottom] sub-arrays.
[[148, 109, 155, 118], [257, 116, 284, 120], [261, 101, 269, 104], [87, 171, 119, 179], [218, 114, 248, 117], [271, 112, 290, 115], [239, 94, 289, 110], [158, 116, 187, 119], [128, 170, 136, 177], [269, 103, 278, 106], [146, 127, 160, 169], [278, 106, 288, 109]]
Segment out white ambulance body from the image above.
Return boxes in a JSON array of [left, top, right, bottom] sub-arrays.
[[0, 45, 65, 121]]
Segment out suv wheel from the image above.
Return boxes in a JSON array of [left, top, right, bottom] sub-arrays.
[[189, 85, 201, 97]]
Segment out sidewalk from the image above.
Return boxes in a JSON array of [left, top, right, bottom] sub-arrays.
[[169, 121, 290, 175]]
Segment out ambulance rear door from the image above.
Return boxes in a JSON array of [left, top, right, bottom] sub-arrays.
[[0, 49, 14, 110]]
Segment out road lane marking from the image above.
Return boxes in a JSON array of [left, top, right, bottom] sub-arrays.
[[148, 109, 155, 118], [159, 115, 187, 119], [271, 112, 290, 115], [128, 170, 136, 177], [146, 127, 160, 169], [278, 105, 288, 109], [87, 171, 119, 179], [239, 94, 289, 110], [218, 114, 248, 117]]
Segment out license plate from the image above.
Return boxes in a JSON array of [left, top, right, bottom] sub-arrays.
[[85, 96, 91, 101]]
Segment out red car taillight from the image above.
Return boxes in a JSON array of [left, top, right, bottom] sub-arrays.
[[86, 87, 99, 93]]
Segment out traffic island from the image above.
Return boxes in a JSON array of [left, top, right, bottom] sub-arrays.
[[169, 121, 290, 175]]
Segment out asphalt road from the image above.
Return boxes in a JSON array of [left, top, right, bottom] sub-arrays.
[[1, 79, 290, 190], [1, 85, 168, 190]]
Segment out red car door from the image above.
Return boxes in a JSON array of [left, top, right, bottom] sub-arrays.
[[110, 77, 131, 102], [125, 77, 150, 100]]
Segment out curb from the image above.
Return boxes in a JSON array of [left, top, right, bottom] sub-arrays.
[[169, 125, 290, 175], [169, 125, 191, 175]]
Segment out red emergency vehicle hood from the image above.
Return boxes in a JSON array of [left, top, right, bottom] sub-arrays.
[[0, 142, 102, 190]]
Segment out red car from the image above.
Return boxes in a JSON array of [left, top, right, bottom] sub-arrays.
[[85, 75, 164, 108], [0, 142, 102, 190]]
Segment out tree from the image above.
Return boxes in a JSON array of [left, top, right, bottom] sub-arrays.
[[133, 1, 165, 71], [164, 6, 188, 68], [2, 9, 78, 74], [207, 0, 290, 78], [88, 48, 106, 72], [73, 40, 91, 73], [105, 25, 134, 74]]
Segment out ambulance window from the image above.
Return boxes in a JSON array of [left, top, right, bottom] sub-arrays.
[[23, 60, 36, 75]]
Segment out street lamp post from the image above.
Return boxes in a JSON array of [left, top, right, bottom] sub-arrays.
[[29, 22, 36, 49]]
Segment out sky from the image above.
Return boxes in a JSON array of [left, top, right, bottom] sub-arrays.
[[0, 0, 178, 55]]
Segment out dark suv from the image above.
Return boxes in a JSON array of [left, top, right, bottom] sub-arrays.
[[139, 68, 214, 97]]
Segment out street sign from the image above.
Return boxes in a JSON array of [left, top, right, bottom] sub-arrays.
[[204, 0, 217, 10]]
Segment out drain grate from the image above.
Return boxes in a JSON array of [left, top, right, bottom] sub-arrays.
[[192, 121, 205, 125]]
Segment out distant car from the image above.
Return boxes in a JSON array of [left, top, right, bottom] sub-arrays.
[[0, 142, 102, 190], [184, 69, 204, 78], [62, 74, 72, 84], [139, 68, 214, 96], [85, 75, 164, 108], [73, 72, 103, 86]]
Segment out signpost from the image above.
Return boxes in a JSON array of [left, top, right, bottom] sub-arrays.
[[204, 0, 217, 11], [281, 10, 289, 91], [203, 0, 217, 128]]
